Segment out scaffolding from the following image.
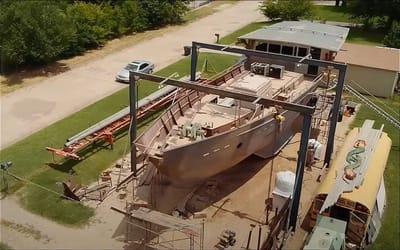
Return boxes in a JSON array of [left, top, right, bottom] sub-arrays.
[[111, 206, 205, 250]]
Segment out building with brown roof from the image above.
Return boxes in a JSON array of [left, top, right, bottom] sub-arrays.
[[335, 43, 400, 97]]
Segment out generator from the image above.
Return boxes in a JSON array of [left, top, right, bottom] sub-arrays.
[[250, 62, 269, 76], [269, 64, 285, 79]]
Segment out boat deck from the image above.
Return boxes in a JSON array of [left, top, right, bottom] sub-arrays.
[[150, 70, 317, 152]]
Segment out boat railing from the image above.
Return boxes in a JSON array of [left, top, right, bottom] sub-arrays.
[[205, 63, 245, 86]]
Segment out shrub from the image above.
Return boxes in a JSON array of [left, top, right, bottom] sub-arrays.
[[0, 1, 74, 69], [66, 2, 110, 53], [260, 0, 314, 21], [0, 0, 189, 71], [383, 21, 400, 48], [116, 1, 148, 34]]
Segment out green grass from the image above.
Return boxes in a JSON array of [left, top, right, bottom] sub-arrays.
[[313, 5, 359, 23], [0, 242, 12, 250], [1, 219, 49, 241], [183, 1, 238, 23], [346, 94, 400, 249], [0, 52, 238, 225], [218, 21, 273, 45], [347, 27, 386, 46]]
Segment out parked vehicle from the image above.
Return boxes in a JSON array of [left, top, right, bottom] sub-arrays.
[[116, 60, 154, 83]]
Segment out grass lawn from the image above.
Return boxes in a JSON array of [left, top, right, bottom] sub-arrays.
[[346, 94, 400, 249], [346, 27, 386, 46], [183, 1, 238, 23], [0, 52, 238, 225], [313, 5, 359, 23], [218, 21, 273, 45], [0, 243, 12, 250]]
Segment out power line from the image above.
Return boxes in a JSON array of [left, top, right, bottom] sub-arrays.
[[1, 169, 77, 202]]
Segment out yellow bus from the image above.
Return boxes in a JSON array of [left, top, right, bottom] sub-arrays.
[[309, 126, 392, 248]]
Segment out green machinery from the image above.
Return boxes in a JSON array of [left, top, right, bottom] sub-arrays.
[[304, 215, 347, 250]]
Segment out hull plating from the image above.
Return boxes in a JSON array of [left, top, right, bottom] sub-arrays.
[[155, 99, 309, 180], [136, 67, 320, 181]]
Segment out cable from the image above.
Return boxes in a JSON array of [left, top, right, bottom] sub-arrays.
[[1, 170, 77, 202]]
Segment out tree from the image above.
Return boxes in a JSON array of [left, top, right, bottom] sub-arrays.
[[137, 0, 188, 28], [115, 1, 148, 34], [0, 1, 74, 69], [65, 2, 111, 54], [260, 0, 314, 21], [347, 0, 400, 28], [383, 21, 400, 48]]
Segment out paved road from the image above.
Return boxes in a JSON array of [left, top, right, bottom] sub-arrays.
[[0, 1, 264, 149]]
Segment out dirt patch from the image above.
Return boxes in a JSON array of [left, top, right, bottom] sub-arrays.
[[1, 219, 51, 243]]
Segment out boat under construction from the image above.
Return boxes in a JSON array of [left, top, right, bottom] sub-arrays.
[[134, 62, 323, 181]]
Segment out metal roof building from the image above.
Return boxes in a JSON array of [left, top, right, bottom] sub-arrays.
[[238, 21, 349, 76], [238, 21, 349, 52]]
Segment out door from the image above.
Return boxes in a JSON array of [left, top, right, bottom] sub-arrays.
[[347, 211, 367, 245], [307, 47, 321, 75]]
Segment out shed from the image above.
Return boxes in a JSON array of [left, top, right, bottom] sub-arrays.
[[335, 43, 400, 97]]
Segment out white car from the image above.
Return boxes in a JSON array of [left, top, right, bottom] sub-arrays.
[[115, 60, 154, 83]]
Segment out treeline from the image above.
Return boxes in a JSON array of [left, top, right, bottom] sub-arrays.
[[0, 0, 188, 72]]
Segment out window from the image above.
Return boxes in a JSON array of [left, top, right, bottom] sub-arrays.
[[255, 43, 268, 51], [297, 47, 307, 57], [139, 63, 148, 70], [314, 199, 323, 211], [268, 43, 281, 53], [350, 211, 368, 224], [282, 45, 294, 55]]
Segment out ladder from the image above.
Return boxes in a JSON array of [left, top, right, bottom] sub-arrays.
[[344, 84, 400, 130]]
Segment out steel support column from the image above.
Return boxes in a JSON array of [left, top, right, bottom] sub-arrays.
[[323, 67, 346, 166], [129, 71, 137, 174], [190, 44, 198, 81], [288, 114, 312, 230]]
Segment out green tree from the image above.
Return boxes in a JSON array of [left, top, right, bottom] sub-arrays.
[[138, 0, 188, 28], [347, 0, 400, 28], [0, 1, 74, 69], [65, 2, 111, 54], [260, 0, 314, 21], [383, 21, 400, 48], [115, 1, 148, 34]]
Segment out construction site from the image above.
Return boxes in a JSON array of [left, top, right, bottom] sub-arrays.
[[43, 42, 398, 250]]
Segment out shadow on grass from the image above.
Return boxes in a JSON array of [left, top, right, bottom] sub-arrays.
[[44, 108, 161, 174], [347, 27, 386, 46], [2, 61, 70, 86], [46, 129, 128, 173]]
